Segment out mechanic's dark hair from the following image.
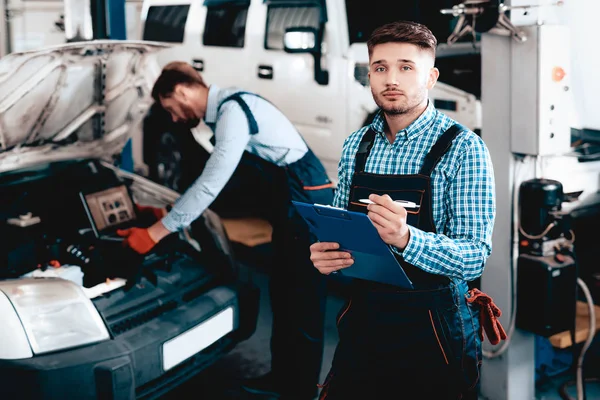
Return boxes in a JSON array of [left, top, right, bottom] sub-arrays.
[[151, 61, 207, 101], [367, 21, 437, 59]]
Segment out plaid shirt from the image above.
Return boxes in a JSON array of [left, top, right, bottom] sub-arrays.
[[333, 102, 496, 281]]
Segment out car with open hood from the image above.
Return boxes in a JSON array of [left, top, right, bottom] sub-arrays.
[[0, 40, 259, 399]]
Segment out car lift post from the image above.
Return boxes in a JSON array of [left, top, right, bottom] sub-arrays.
[[91, 0, 134, 172]]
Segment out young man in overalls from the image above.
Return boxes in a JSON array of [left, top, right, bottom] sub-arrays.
[[310, 21, 502, 399], [118, 61, 333, 399]]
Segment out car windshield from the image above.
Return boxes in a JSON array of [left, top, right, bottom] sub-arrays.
[[344, 0, 456, 44]]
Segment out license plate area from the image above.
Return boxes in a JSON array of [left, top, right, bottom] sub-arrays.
[[162, 307, 235, 371]]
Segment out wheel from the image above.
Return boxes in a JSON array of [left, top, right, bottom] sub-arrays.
[[143, 104, 209, 192], [153, 131, 184, 191], [141, 105, 281, 220], [145, 129, 209, 192]]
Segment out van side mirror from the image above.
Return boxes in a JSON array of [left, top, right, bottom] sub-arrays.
[[283, 27, 329, 86], [283, 27, 317, 53]]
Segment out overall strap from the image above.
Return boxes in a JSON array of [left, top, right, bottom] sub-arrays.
[[217, 92, 259, 135], [354, 127, 377, 174], [221, 91, 314, 150], [418, 124, 464, 176]]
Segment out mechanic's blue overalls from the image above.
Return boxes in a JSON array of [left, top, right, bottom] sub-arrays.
[[217, 92, 333, 395], [319, 124, 482, 399]]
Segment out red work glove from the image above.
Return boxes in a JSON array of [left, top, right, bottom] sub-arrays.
[[466, 288, 508, 345], [117, 227, 157, 254], [135, 204, 167, 222]]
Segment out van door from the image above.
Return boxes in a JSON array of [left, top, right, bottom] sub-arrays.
[[185, 0, 253, 151], [193, 0, 252, 89], [141, 1, 193, 67], [246, 0, 348, 181]]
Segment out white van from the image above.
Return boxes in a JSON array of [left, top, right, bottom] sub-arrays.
[[138, 0, 481, 184]]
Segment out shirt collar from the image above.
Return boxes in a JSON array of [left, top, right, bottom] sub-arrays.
[[203, 84, 222, 124], [370, 100, 437, 142]]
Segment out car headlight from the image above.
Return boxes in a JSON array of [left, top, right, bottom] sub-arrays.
[[0, 278, 110, 356]]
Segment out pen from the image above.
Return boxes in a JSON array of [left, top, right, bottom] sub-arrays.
[[359, 198, 420, 209]]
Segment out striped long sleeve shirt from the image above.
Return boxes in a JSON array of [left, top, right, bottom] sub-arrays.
[[161, 84, 308, 232], [333, 101, 496, 281]]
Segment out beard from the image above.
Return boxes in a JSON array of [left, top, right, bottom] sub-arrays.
[[372, 87, 427, 116], [179, 103, 201, 128], [181, 118, 200, 129]]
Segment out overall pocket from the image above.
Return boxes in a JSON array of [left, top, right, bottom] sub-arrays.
[[287, 154, 334, 206], [317, 369, 335, 400], [463, 296, 483, 390], [336, 300, 352, 328], [437, 296, 483, 392], [350, 186, 425, 213], [429, 309, 454, 365]]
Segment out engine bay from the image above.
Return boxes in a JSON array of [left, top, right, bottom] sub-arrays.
[[0, 159, 204, 291]]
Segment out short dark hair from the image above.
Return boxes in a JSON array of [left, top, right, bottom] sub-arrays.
[[151, 61, 207, 101], [367, 21, 437, 59]]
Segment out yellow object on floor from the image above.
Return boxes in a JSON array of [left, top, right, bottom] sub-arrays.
[[221, 218, 273, 248], [549, 301, 600, 349]]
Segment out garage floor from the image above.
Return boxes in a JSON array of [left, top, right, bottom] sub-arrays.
[[161, 243, 342, 399], [161, 243, 600, 400]]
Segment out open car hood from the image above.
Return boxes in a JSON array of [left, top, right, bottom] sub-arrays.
[[0, 40, 168, 173]]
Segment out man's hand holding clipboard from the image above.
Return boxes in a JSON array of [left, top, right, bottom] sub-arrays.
[[310, 241, 356, 276], [310, 194, 410, 275], [295, 194, 414, 288]]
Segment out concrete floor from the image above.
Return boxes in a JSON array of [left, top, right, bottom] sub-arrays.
[[161, 244, 600, 400], [162, 246, 343, 399]]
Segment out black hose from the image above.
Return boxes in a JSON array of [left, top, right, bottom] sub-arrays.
[[559, 377, 600, 400]]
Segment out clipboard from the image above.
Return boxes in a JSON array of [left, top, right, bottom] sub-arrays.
[[292, 201, 414, 289]]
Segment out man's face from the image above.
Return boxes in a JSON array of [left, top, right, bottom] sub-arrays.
[[368, 42, 439, 115], [159, 85, 202, 128]]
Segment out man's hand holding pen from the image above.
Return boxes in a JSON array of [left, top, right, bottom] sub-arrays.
[[365, 193, 411, 251]]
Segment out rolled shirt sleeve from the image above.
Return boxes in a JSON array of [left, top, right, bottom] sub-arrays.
[[392, 137, 495, 281]]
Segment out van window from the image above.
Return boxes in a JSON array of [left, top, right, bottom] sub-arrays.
[[204, 4, 249, 48], [265, 6, 321, 50], [143, 5, 190, 43]]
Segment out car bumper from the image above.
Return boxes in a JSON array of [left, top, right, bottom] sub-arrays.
[[0, 282, 259, 400]]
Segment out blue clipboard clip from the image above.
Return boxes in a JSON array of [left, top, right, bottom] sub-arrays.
[[292, 201, 414, 289]]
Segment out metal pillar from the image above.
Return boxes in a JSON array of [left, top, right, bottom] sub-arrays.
[[109, 0, 134, 173], [91, 0, 133, 172], [478, 1, 573, 398], [104, 0, 127, 41], [478, 31, 537, 400], [440, 1, 574, 398], [91, 0, 127, 41]]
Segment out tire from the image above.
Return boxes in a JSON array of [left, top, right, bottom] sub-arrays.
[[147, 130, 208, 193], [143, 104, 209, 193]]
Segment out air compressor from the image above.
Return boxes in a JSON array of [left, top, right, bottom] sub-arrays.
[[516, 178, 578, 337]]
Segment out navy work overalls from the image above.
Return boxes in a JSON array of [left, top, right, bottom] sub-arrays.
[[319, 124, 482, 399], [218, 92, 334, 396]]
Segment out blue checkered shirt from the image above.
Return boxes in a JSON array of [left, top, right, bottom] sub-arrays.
[[333, 102, 496, 281]]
